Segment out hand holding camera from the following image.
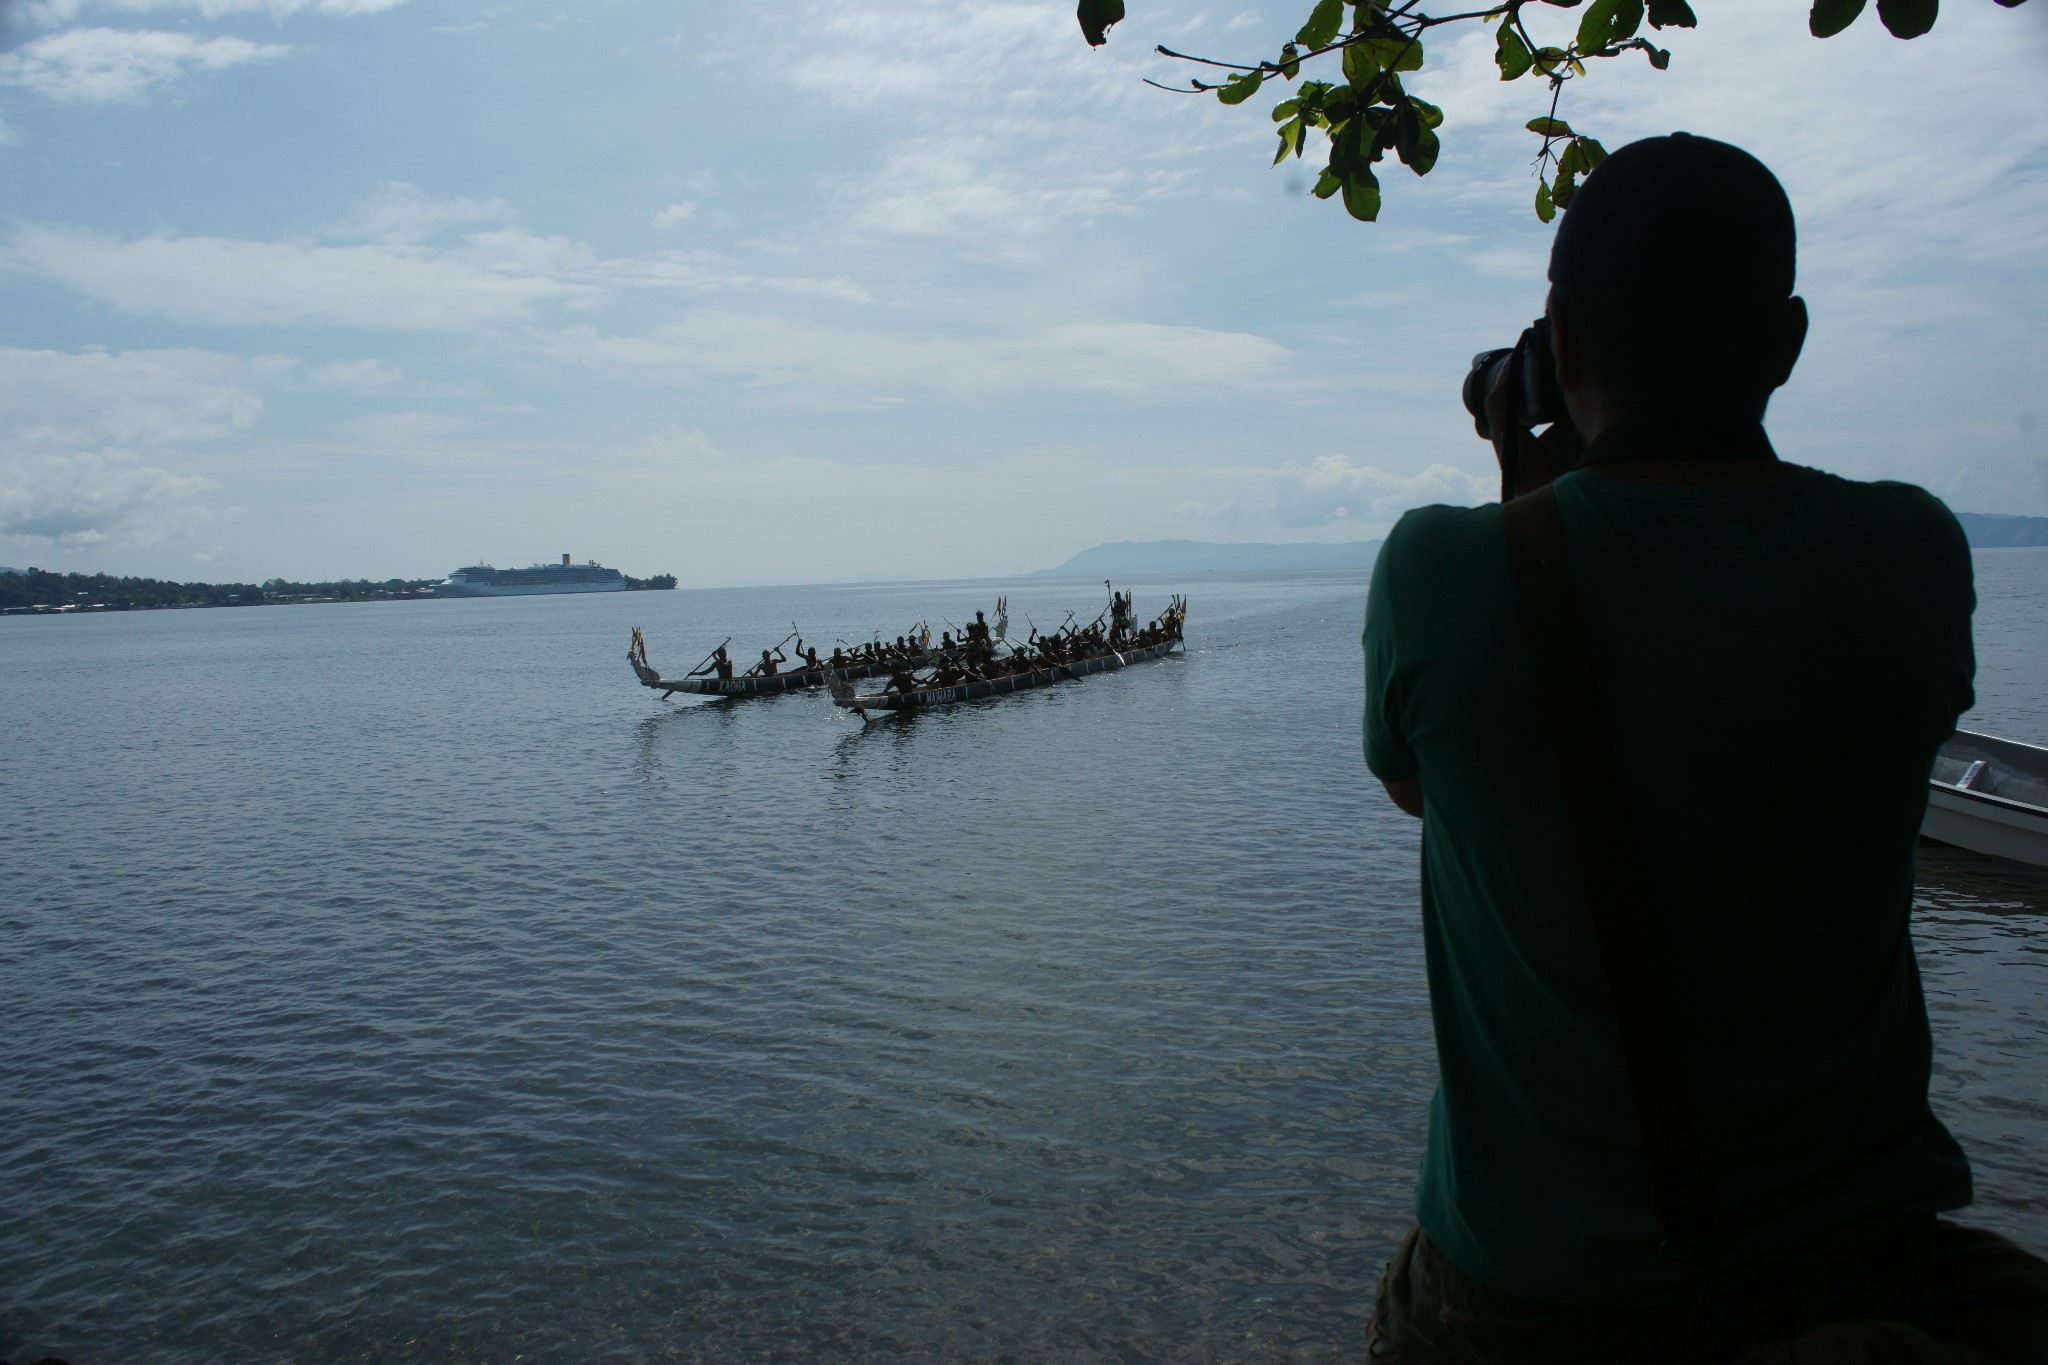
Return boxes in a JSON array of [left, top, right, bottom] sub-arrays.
[[1462, 317, 1583, 501]]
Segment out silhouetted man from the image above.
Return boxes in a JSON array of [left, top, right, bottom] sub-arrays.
[[1362, 133, 2047, 1362], [689, 645, 734, 682]]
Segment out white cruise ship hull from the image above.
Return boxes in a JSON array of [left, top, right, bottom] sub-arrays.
[[434, 579, 630, 597]]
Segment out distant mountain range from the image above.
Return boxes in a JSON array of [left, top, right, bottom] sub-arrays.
[[1954, 513, 2048, 547], [1031, 539, 1383, 577], [1033, 511, 2048, 577]]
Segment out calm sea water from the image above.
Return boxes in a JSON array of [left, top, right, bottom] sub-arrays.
[[4, 555, 2045, 1363]]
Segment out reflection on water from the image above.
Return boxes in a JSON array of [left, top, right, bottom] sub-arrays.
[[1912, 840, 2048, 1271], [1915, 842, 2048, 917]]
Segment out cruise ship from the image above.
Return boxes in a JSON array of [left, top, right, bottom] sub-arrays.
[[434, 555, 634, 598]]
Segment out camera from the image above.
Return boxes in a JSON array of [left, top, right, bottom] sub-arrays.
[[1462, 318, 1563, 441]]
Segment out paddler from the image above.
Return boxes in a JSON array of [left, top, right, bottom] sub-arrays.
[[689, 645, 735, 681]]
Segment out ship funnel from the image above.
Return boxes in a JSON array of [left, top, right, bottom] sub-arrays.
[[562, 553, 571, 566]]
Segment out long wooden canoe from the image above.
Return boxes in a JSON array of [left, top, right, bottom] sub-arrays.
[[1923, 730, 2048, 867], [829, 638, 1181, 714], [629, 649, 932, 698]]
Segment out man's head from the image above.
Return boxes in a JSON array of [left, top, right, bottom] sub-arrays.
[[1546, 133, 1807, 431]]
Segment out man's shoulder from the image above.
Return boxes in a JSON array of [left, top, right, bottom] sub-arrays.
[[1802, 468, 1958, 518], [1783, 470, 1970, 567], [1379, 500, 1503, 565]]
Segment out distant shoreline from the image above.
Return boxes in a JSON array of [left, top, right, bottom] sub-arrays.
[[1034, 513, 2048, 576], [0, 569, 677, 615], [6, 512, 2044, 611]]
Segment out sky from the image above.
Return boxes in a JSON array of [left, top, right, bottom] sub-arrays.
[[0, 0, 2043, 587]]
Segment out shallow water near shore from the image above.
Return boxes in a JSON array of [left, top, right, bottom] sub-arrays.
[[4, 554, 2045, 1362]]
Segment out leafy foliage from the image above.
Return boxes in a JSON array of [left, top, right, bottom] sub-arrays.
[[1093, 0, 2023, 222], [1076, 0, 1125, 47]]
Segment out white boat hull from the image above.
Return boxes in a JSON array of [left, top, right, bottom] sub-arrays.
[[1921, 731, 2048, 868]]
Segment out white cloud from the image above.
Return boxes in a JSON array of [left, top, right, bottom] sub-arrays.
[[847, 134, 1136, 239], [12, 0, 407, 21], [2, 224, 602, 329], [308, 357, 401, 389], [341, 410, 463, 445], [0, 27, 288, 104], [0, 346, 258, 549], [1169, 456, 1497, 534], [0, 345, 266, 447], [0, 451, 219, 546], [2, 207, 877, 330], [639, 423, 724, 465], [333, 182, 516, 244], [538, 313, 1296, 405], [651, 201, 695, 229], [767, 0, 1240, 244], [1272, 457, 1495, 528]]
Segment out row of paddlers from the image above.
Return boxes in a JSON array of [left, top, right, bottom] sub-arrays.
[[626, 593, 1187, 713]]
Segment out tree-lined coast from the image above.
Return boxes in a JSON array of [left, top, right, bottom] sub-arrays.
[[0, 569, 681, 614]]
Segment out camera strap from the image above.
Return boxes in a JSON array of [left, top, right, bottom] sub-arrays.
[[1501, 481, 1719, 1264]]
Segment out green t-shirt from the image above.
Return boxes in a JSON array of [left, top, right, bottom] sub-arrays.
[[1362, 464, 1976, 1306]]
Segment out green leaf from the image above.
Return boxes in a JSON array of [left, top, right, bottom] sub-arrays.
[[1876, 0, 1937, 37], [1279, 42, 1301, 79], [1531, 45, 1569, 73], [1297, 0, 1346, 49], [1495, 26, 1534, 79], [1328, 115, 1364, 172], [1576, 0, 1621, 51], [1646, 43, 1671, 68], [1646, 0, 1697, 27], [1353, 33, 1426, 72], [1409, 96, 1444, 130], [1403, 125, 1440, 176], [1076, 0, 1125, 47], [1312, 169, 1342, 199], [1556, 140, 1586, 176], [1552, 166, 1580, 208], [1526, 116, 1574, 138], [1808, 0, 1867, 35], [1535, 178, 1556, 223], [1341, 40, 1374, 87], [1271, 99, 1301, 121], [1576, 135, 1609, 168], [1342, 168, 1383, 221], [1274, 117, 1304, 164], [1217, 71, 1264, 105]]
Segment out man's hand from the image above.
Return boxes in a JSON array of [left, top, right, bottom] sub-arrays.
[[1487, 346, 1583, 501]]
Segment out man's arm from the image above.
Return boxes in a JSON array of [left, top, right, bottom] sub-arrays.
[[1364, 525, 1424, 818], [1381, 777, 1424, 819]]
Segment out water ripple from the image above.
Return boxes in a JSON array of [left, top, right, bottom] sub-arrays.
[[1, 568, 2042, 1362]]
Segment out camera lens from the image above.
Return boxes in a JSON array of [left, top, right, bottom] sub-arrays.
[[1463, 348, 1514, 441]]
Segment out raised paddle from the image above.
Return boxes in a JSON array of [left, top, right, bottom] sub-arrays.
[[743, 627, 801, 677]]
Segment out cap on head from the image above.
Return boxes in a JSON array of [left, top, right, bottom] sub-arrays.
[[1549, 132, 1795, 298]]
